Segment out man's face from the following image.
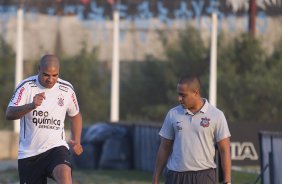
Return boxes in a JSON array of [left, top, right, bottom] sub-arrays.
[[38, 65, 59, 88], [177, 83, 197, 110]]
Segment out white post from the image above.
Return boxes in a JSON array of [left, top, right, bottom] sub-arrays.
[[110, 6, 120, 122], [14, 6, 24, 133], [14, 5, 24, 133], [209, 12, 218, 107]]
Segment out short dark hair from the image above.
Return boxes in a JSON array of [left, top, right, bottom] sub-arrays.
[[39, 54, 59, 68], [178, 75, 201, 92]]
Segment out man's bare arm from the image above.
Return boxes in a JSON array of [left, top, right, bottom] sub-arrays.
[[152, 137, 173, 184], [218, 137, 232, 183], [6, 92, 45, 120], [6, 104, 35, 120], [69, 112, 83, 156]]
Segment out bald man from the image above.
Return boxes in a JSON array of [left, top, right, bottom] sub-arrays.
[[152, 75, 231, 184], [6, 54, 83, 184]]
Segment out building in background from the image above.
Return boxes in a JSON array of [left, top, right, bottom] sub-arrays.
[[0, 0, 281, 62]]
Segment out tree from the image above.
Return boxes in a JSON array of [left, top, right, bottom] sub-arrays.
[[59, 47, 110, 124], [165, 27, 210, 98], [120, 27, 210, 123], [0, 37, 16, 129], [120, 57, 170, 122], [217, 33, 279, 122], [261, 40, 282, 122]]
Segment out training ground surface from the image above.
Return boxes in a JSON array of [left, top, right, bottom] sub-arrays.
[[0, 160, 258, 184]]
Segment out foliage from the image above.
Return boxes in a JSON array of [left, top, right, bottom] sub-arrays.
[[165, 27, 210, 98], [1, 28, 282, 129], [120, 27, 210, 123], [120, 57, 171, 122], [217, 34, 282, 122], [166, 27, 209, 77], [120, 29, 282, 124], [262, 40, 282, 122], [0, 37, 16, 129], [59, 47, 111, 124]]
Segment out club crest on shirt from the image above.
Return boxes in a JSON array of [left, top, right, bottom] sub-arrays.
[[200, 117, 210, 128], [57, 95, 64, 106]]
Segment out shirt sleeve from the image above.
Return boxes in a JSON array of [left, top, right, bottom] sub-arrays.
[[67, 91, 80, 117], [215, 111, 231, 142], [8, 83, 28, 107], [159, 110, 175, 140]]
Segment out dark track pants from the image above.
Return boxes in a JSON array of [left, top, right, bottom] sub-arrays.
[[165, 168, 216, 184]]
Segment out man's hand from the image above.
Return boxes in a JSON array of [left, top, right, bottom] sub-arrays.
[[33, 92, 45, 108], [70, 140, 83, 156]]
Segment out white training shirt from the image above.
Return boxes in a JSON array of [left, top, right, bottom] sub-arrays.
[[159, 99, 231, 171], [8, 75, 80, 159]]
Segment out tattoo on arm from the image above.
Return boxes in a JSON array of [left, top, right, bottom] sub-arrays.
[[6, 103, 35, 120]]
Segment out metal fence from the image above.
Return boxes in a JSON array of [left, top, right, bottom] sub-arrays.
[[72, 123, 162, 171], [133, 124, 161, 172], [259, 131, 282, 184]]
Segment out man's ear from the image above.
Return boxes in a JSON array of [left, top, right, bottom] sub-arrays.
[[194, 89, 200, 96]]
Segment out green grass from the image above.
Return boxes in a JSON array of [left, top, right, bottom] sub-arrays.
[[73, 169, 158, 184], [0, 169, 259, 184], [232, 170, 258, 184], [0, 169, 19, 184]]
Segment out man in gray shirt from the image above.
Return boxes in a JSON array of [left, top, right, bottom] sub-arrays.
[[152, 75, 231, 184]]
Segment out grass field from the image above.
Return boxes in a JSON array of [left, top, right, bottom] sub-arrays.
[[0, 168, 259, 184]]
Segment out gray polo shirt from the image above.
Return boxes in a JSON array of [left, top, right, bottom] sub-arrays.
[[159, 99, 231, 171]]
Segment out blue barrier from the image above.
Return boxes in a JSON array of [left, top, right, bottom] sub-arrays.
[[259, 131, 282, 184], [133, 124, 160, 172]]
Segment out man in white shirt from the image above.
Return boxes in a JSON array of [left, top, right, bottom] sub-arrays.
[[152, 75, 231, 184], [6, 54, 83, 184]]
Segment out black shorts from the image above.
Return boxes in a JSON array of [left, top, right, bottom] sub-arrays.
[[165, 168, 216, 184], [18, 146, 72, 184]]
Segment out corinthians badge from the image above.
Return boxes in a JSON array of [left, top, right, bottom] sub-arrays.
[[57, 94, 64, 106], [200, 117, 210, 128]]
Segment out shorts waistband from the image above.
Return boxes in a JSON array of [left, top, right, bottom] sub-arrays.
[[169, 168, 216, 173]]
